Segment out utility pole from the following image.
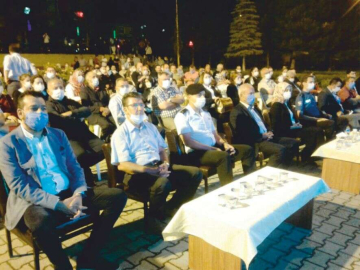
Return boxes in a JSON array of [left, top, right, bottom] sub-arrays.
[[176, 0, 180, 66]]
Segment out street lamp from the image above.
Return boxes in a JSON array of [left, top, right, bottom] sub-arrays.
[[189, 41, 194, 65]]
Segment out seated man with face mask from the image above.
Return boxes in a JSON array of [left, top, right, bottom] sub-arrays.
[[258, 67, 277, 106], [0, 91, 127, 270], [174, 84, 256, 186], [80, 71, 116, 142], [109, 78, 136, 127], [111, 92, 202, 231], [295, 76, 335, 141], [151, 72, 184, 130], [230, 84, 299, 168], [318, 77, 360, 130], [46, 78, 104, 187]]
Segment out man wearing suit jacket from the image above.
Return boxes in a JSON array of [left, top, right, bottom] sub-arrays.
[[318, 77, 360, 130], [230, 84, 299, 167], [0, 91, 127, 270]]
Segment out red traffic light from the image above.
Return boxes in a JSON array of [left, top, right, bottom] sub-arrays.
[[188, 41, 194, 47], [75, 11, 84, 18]]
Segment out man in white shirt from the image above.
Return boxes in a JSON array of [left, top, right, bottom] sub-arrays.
[[3, 43, 37, 97]]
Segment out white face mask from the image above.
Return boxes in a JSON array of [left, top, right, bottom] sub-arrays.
[[235, 78, 242, 85], [77, 76, 84, 83], [194, 97, 206, 109], [204, 78, 212, 85], [24, 81, 32, 89], [0, 86, 4, 95], [265, 73, 271, 80], [143, 70, 149, 76], [145, 82, 152, 88], [236, 69, 241, 73], [253, 71, 259, 77], [289, 78, 295, 83], [92, 77, 99, 87], [52, 89, 65, 101], [130, 113, 147, 125], [332, 86, 341, 93], [46, 72, 55, 79], [306, 82, 315, 91], [119, 86, 129, 96], [278, 76, 284, 83], [34, 83, 45, 92], [162, 79, 171, 89], [283, 91, 291, 100], [282, 72, 287, 77]]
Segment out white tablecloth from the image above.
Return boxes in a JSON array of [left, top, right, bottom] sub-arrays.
[[162, 167, 330, 267], [312, 139, 360, 164]]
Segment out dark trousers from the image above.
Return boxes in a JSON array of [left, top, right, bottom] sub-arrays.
[[19, 188, 127, 270], [316, 119, 335, 141], [289, 127, 324, 161], [87, 113, 116, 142], [186, 144, 255, 186], [70, 135, 104, 187], [124, 164, 202, 219], [335, 116, 349, 132], [257, 137, 299, 168]]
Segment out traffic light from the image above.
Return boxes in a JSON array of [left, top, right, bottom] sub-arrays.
[[76, 27, 80, 36], [75, 11, 84, 18], [189, 41, 194, 48]]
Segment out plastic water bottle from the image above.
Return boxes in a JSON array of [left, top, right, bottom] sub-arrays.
[[345, 126, 351, 136]]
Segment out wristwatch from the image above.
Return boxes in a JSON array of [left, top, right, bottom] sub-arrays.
[[163, 161, 170, 167]]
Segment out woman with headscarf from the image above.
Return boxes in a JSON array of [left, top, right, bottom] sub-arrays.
[[270, 82, 324, 162], [65, 69, 85, 103]]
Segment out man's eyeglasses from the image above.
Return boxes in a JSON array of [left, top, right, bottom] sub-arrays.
[[127, 103, 145, 109]]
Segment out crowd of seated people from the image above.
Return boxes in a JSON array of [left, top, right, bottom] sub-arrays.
[[0, 42, 359, 269]]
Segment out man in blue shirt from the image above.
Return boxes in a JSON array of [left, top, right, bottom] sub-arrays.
[[295, 76, 335, 141], [0, 91, 127, 270], [111, 92, 202, 230]]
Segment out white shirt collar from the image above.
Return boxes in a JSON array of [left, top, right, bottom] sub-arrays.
[[20, 124, 48, 140], [240, 101, 251, 109], [124, 118, 144, 132]]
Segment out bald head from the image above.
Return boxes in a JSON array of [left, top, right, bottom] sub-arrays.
[[238, 83, 255, 105]]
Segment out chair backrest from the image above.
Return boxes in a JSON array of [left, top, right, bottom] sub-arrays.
[[0, 171, 9, 219], [101, 144, 125, 188], [259, 88, 270, 110], [222, 122, 233, 144], [262, 109, 272, 131], [165, 130, 186, 164]]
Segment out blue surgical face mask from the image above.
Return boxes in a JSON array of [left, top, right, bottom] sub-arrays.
[[25, 112, 49, 132], [349, 82, 355, 89], [247, 95, 255, 106]]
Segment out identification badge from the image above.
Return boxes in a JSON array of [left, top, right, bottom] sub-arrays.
[[305, 99, 311, 104]]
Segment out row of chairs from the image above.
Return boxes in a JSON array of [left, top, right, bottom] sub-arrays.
[[0, 123, 264, 270]]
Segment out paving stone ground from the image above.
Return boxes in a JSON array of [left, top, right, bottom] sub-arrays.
[[1, 160, 359, 270]]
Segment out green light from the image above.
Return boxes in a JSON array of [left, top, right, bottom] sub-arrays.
[[113, 30, 116, 39], [24, 7, 31, 15], [76, 27, 80, 36]]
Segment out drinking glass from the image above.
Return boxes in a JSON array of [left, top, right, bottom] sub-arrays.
[[218, 194, 227, 207], [279, 172, 289, 183]]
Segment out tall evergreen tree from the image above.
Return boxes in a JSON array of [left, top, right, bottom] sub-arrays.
[[225, 0, 263, 70]]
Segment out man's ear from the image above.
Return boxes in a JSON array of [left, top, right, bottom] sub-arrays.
[[17, 108, 24, 120]]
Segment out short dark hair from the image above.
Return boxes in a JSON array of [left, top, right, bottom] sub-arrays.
[[346, 69, 355, 75], [329, 77, 343, 86], [30, 75, 44, 84], [122, 92, 143, 107], [158, 71, 169, 78], [9, 43, 21, 53], [189, 65, 196, 69], [17, 91, 45, 109], [302, 75, 313, 83], [19, 74, 31, 82]]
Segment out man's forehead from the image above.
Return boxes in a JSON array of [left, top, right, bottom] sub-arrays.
[[127, 97, 143, 104], [24, 96, 45, 106]]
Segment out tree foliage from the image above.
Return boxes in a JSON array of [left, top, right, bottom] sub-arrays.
[[225, 0, 263, 58]]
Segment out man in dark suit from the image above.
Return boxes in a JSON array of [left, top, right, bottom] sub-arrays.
[[81, 71, 116, 142], [318, 78, 360, 130], [230, 84, 299, 167], [46, 78, 105, 187], [0, 91, 126, 269]]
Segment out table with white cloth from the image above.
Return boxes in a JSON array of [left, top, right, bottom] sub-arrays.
[[312, 138, 360, 194], [162, 167, 330, 270]]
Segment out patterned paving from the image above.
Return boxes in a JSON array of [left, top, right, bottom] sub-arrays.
[[0, 160, 359, 270]]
